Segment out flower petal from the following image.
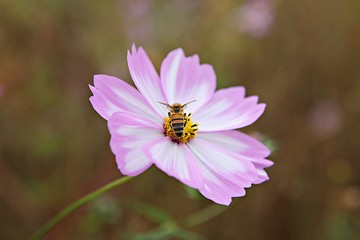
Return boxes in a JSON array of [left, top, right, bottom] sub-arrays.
[[197, 131, 273, 184], [127, 45, 168, 117], [108, 112, 163, 176], [199, 173, 247, 205], [143, 137, 204, 189], [253, 169, 270, 184], [187, 138, 258, 205], [193, 87, 266, 131], [93, 74, 162, 125], [197, 130, 271, 159], [160, 49, 216, 113], [89, 85, 122, 120]]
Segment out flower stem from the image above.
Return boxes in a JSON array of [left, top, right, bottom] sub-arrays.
[[30, 176, 134, 240]]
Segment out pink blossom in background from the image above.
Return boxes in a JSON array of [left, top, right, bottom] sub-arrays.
[[119, 0, 156, 42], [0, 84, 4, 97], [308, 100, 343, 139], [89, 45, 273, 205], [235, 0, 274, 38]]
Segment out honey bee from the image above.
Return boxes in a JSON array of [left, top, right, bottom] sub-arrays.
[[158, 100, 196, 139]]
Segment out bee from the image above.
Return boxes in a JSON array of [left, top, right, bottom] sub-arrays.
[[158, 100, 196, 139]]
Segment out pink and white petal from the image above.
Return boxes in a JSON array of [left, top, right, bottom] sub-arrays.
[[197, 130, 271, 159], [199, 173, 247, 205], [189, 138, 258, 188], [93, 74, 162, 126], [193, 87, 266, 131], [249, 158, 273, 169], [143, 137, 204, 189], [160, 49, 216, 113], [89, 85, 122, 120], [253, 169, 270, 184], [196, 131, 273, 184], [127, 45, 168, 117], [108, 112, 163, 176], [187, 138, 258, 205]]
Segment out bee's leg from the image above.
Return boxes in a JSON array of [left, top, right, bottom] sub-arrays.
[[191, 123, 198, 131], [168, 112, 171, 117]]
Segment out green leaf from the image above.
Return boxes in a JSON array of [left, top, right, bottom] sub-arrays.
[[131, 201, 173, 224], [174, 228, 205, 240], [123, 223, 204, 240], [123, 228, 175, 240], [261, 135, 277, 153], [184, 204, 228, 228], [182, 185, 202, 200]]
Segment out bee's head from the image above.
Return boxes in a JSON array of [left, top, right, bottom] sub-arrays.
[[171, 103, 183, 113], [157, 100, 196, 113]]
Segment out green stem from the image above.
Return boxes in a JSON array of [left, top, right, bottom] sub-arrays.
[[184, 204, 228, 228], [30, 176, 134, 240]]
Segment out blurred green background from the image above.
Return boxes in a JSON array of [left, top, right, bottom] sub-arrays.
[[1, 0, 360, 239]]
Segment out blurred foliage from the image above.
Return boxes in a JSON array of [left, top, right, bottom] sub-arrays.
[[125, 201, 205, 240], [1, 0, 360, 239], [78, 195, 121, 238], [123, 222, 204, 240], [131, 201, 174, 225], [325, 213, 357, 240], [182, 185, 203, 200]]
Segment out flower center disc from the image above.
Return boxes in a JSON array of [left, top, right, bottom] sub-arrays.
[[163, 113, 199, 143]]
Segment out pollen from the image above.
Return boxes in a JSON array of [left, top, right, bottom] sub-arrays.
[[163, 113, 199, 144]]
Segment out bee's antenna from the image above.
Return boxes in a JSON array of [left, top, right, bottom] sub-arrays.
[[182, 100, 197, 108], [157, 101, 171, 108]]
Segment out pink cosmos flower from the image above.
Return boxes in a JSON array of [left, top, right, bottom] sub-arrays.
[[236, 0, 274, 38], [0, 84, 4, 97], [89, 45, 273, 205]]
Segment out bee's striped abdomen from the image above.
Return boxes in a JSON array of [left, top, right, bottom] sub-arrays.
[[170, 113, 184, 138]]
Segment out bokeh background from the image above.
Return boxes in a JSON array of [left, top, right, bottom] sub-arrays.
[[1, 0, 360, 239]]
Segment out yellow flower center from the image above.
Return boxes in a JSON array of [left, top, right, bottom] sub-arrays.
[[163, 113, 199, 143]]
